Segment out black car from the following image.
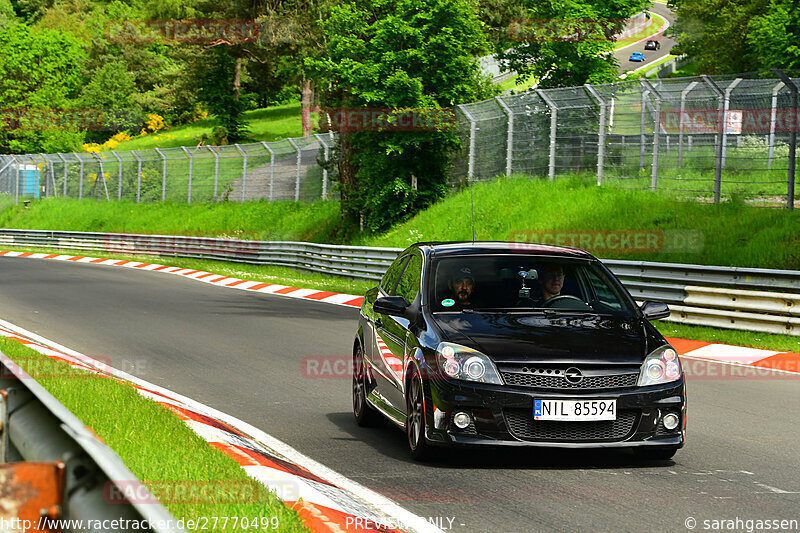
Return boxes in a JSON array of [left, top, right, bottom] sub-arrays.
[[353, 242, 686, 461], [644, 40, 661, 51]]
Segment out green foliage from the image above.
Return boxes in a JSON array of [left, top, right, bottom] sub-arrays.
[[198, 49, 250, 144], [746, 0, 800, 71], [499, 0, 649, 88], [308, 0, 490, 232], [0, 23, 88, 152]]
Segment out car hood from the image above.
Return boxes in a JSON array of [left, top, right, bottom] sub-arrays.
[[433, 312, 653, 365]]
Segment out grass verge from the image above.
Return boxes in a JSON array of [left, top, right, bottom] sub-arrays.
[[614, 12, 667, 49], [0, 336, 310, 532]]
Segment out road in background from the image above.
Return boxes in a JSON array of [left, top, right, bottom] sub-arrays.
[[616, 4, 677, 74], [1, 257, 798, 533]]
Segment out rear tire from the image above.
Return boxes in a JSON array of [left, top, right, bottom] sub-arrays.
[[633, 446, 679, 461], [353, 345, 380, 427], [406, 369, 434, 461]]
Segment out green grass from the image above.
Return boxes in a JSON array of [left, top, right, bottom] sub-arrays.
[[0, 198, 341, 242], [108, 102, 309, 152], [364, 175, 800, 270], [0, 337, 310, 532]]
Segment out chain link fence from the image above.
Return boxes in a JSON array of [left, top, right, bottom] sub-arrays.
[[1, 71, 798, 207], [0, 133, 338, 204]]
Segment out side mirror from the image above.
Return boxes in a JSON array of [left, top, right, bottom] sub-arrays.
[[373, 296, 410, 317], [640, 300, 670, 320]]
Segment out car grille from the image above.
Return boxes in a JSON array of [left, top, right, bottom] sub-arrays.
[[504, 409, 638, 442], [500, 368, 639, 390]]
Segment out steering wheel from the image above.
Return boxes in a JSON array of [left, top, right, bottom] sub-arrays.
[[541, 295, 586, 308]]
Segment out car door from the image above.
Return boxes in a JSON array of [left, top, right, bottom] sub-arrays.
[[384, 252, 423, 412], [370, 254, 410, 419]]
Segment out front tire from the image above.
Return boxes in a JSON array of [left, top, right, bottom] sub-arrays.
[[406, 368, 434, 461], [353, 345, 380, 427]]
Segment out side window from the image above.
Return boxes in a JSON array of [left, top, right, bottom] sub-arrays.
[[380, 255, 409, 295], [583, 268, 623, 311], [395, 254, 422, 303]]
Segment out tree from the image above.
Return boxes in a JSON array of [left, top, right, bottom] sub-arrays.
[[498, 0, 649, 88], [307, 0, 490, 232], [0, 23, 88, 153], [668, 0, 769, 74], [746, 0, 800, 71]]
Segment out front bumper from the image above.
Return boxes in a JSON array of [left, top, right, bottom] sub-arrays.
[[425, 376, 686, 449]]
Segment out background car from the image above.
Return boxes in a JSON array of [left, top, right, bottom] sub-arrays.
[[353, 242, 686, 461], [629, 52, 645, 62], [644, 40, 661, 51]]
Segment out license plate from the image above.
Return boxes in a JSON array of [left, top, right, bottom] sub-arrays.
[[534, 399, 616, 421]]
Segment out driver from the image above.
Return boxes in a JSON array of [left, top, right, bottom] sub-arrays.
[[447, 267, 476, 308], [538, 263, 564, 303]]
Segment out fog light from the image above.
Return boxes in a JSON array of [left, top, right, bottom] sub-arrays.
[[663, 412, 680, 430], [453, 411, 472, 429]]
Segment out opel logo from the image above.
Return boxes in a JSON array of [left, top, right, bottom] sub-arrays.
[[564, 367, 583, 384]]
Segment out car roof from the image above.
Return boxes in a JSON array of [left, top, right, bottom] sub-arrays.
[[409, 241, 596, 259]]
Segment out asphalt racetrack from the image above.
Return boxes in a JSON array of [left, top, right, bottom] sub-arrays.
[[1, 256, 798, 533]]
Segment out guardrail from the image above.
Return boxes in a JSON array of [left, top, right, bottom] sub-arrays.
[[1, 229, 798, 335], [0, 349, 183, 532]]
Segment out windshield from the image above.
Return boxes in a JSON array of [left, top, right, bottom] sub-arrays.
[[431, 255, 636, 317]]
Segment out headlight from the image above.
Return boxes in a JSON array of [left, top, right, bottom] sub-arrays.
[[638, 345, 683, 386], [436, 342, 503, 385]]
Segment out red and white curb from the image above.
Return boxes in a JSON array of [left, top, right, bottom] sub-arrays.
[[0, 250, 365, 309], [667, 337, 800, 375], [0, 319, 441, 533]]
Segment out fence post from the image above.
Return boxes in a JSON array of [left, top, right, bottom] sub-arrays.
[[206, 146, 219, 198], [495, 96, 514, 176], [639, 87, 650, 171], [457, 104, 477, 181], [234, 143, 248, 202], [537, 89, 558, 181], [641, 80, 662, 191], [131, 150, 142, 203], [38, 153, 51, 197], [773, 69, 797, 210], [678, 81, 698, 167], [701, 75, 724, 203], [287, 138, 302, 201], [313, 135, 329, 200], [56, 153, 69, 198], [259, 141, 275, 202], [585, 84, 606, 186], [154, 148, 167, 202], [11, 155, 20, 204], [181, 146, 193, 203], [769, 81, 785, 170], [721, 78, 742, 169], [111, 151, 123, 200], [91, 152, 110, 201], [74, 153, 84, 200]]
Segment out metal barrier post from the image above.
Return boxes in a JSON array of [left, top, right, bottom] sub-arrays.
[[585, 84, 606, 186], [206, 146, 219, 198], [74, 153, 84, 200], [457, 105, 477, 180], [131, 150, 142, 203], [260, 142, 275, 202], [721, 78, 742, 169], [768, 81, 784, 169], [11, 155, 20, 205], [154, 148, 167, 202], [537, 89, 558, 181], [91, 152, 110, 201], [111, 151, 123, 200], [234, 143, 248, 202], [287, 138, 302, 201], [702, 75, 725, 203], [678, 81, 698, 167], [642, 80, 662, 191], [181, 147, 193, 203], [56, 153, 69, 198], [495, 97, 514, 176], [639, 87, 649, 171], [773, 69, 797, 210]]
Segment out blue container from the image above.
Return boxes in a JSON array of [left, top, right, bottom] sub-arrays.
[[18, 165, 40, 198]]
